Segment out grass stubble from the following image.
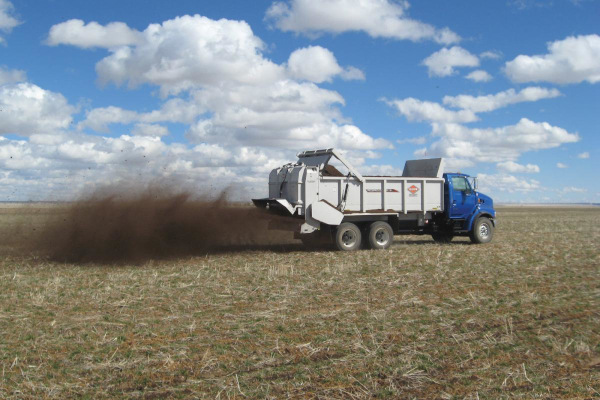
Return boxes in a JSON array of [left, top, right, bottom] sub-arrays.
[[0, 196, 598, 398]]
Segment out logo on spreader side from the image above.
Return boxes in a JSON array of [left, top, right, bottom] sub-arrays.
[[408, 185, 419, 195]]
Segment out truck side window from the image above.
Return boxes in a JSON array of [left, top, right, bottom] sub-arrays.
[[452, 177, 469, 191]]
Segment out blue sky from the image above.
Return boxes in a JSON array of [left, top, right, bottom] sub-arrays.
[[0, 0, 598, 202]]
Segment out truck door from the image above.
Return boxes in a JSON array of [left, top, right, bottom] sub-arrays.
[[449, 176, 477, 219]]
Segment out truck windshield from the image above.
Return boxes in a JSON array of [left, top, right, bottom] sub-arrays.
[[468, 177, 478, 191]]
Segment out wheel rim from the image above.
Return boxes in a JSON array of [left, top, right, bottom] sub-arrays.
[[341, 229, 357, 248], [479, 223, 490, 239], [375, 228, 389, 245]]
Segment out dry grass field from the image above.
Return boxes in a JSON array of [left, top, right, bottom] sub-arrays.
[[0, 205, 598, 399]]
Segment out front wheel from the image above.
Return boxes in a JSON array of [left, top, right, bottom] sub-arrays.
[[470, 217, 494, 244], [368, 221, 394, 250], [335, 222, 362, 251]]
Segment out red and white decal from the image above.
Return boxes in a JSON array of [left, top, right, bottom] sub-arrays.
[[408, 185, 419, 194]]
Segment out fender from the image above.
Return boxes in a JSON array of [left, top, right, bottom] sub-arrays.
[[465, 210, 496, 231]]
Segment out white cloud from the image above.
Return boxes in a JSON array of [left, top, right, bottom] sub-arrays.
[[480, 50, 502, 60], [556, 162, 568, 168], [79, 96, 209, 132], [442, 87, 561, 113], [181, 79, 392, 151], [397, 136, 427, 145], [0, 65, 25, 84], [286, 46, 364, 83], [47, 19, 143, 49], [496, 161, 540, 173], [0, 0, 20, 43], [389, 85, 577, 175], [505, 34, 600, 84], [422, 46, 479, 77], [79, 106, 138, 132], [131, 123, 169, 137], [95, 15, 285, 95], [0, 83, 77, 136], [387, 86, 560, 124], [562, 186, 587, 193], [58, 14, 387, 155], [465, 70, 492, 82], [0, 129, 305, 200], [478, 173, 541, 193], [49, 14, 392, 190], [577, 151, 589, 159], [420, 118, 579, 165], [265, 0, 460, 44], [386, 97, 478, 123]]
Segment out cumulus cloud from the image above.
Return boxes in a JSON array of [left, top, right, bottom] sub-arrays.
[[0, 83, 77, 136], [397, 136, 427, 145], [184, 81, 392, 151], [480, 50, 502, 60], [505, 34, 600, 84], [286, 46, 364, 83], [47, 19, 143, 49], [78, 97, 207, 133], [478, 173, 541, 193], [577, 151, 589, 159], [556, 162, 568, 168], [95, 15, 285, 95], [0, 127, 299, 201], [0, 0, 20, 43], [465, 70, 492, 82], [0, 65, 25, 84], [422, 46, 479, 77], [69, 15, 390, 152], [3, 13, 393, 200], [385, 98, 477, 123], [442, 87, 561, 113], [131, 123, 169, 137], [418, 118, 579, 165], [265, 0, 459, 44], [388, 85, 576, 171], [496, 161, 540, 173], [79, 106, 138, 132], [386, 86, 560, 125]]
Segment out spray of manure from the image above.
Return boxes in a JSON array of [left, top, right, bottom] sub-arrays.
[[28, 187, 297, 263]]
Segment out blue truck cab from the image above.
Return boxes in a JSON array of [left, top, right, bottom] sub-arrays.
[[431, 173, 496, 244]]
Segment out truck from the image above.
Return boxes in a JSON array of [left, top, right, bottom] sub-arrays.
[[252, 148, 496, 251]]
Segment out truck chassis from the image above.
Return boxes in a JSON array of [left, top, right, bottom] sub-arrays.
[[253, 149, 495, 250]]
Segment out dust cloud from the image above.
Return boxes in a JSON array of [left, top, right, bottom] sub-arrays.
[[27, 187, 298, 263]]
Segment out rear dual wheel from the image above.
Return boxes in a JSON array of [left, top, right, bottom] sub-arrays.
[[335, 222, 361, 251], [367, 221, 394, 250], [335, 221, 394, 251]]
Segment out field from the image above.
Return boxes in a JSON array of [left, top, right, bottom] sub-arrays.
[[0, 205, 599, 399]]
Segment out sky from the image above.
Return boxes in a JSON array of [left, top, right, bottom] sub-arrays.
[[0, 0, 598, 203]]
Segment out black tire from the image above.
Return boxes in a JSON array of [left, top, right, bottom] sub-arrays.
[[368, 221, 394, 250], [335, 222, 362, 251], [470, 217, 494, 244], [431, 232, 454, 244]]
